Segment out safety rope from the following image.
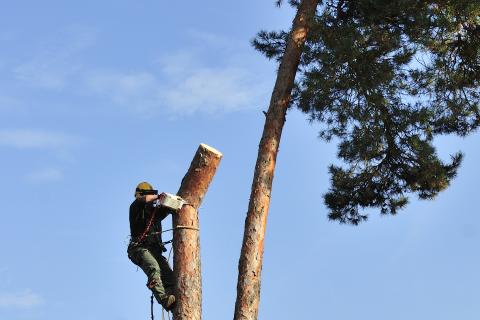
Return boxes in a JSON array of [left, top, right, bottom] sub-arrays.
[[166, 245, 173, 320], [173, 225, 200, 231], [147, 245, 173, 320], [130, 214, 199, 246], [157, 244, 174, 320], [160, 226, 200, 233], [151, 293, 155, 320], [136, 207, 157, 244], [130, 225, 197, 248], [147, 237, 175, 320]]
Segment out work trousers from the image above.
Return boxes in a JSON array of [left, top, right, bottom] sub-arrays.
[[128, 243, 174, 304]]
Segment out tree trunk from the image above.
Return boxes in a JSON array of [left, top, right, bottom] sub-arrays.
[[172, 143, 222, 320], [233, 1, 319, 319]]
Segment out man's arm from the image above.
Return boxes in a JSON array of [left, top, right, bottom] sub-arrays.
[[156, 192, 174, 221], [138, 192, 167, 203], [139, 192, 172, 221], [157, 206, 171, 221]]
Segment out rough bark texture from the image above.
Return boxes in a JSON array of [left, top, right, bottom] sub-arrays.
[[172, 143, 222, 320], [233, 1, 319, 320]]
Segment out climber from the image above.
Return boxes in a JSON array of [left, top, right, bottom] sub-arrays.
[[127, 181, 176, 311]]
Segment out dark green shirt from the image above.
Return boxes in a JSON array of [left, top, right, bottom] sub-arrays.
[[129, 196, 170, 245]]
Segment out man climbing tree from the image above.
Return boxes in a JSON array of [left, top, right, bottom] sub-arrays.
[[235, 1, 479, 319], [126, 145, 222, 320], [127, 181, 176, 312]]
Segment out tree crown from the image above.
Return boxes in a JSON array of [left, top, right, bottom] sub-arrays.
[[254, 0, 480, 224]]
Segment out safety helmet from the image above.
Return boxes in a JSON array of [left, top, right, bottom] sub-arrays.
[[135, 181, 154, 198]]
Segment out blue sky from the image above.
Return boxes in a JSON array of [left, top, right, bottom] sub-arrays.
[[1, 1, 479, 319]]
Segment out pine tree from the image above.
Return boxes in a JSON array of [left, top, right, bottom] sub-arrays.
[[253, 0, 480, 224], [235, 1, 479, 319], [234, 1, 320, 320]]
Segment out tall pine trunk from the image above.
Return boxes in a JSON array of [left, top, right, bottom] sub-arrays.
[[173, 144, 222, 320], [233, 1, 319, 319]]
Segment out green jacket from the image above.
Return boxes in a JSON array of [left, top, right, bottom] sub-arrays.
[[129, 196, 170, 246]]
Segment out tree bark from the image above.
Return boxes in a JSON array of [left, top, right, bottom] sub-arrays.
[[233, 1, 319, 320], [172, 143, 222, 320]]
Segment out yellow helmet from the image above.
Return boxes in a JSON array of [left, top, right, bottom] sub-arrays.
[[135, 181, 154, 198]]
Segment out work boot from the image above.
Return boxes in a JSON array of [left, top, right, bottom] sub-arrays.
[[160, 294, 176, 311]]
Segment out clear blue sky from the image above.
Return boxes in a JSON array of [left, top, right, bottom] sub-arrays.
[[1, 1, 479, 319]]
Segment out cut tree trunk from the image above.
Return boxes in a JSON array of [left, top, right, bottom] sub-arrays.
[[233, 1, 319, 320], [172, 143, 222, 320]]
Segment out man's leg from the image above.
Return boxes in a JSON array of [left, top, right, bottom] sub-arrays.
[[128, 246, 170, 306], [157, 255, 175, 295], [149, 246, 176, 312]]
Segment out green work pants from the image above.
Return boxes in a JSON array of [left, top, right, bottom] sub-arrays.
[[128, 244, 174, 304]]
